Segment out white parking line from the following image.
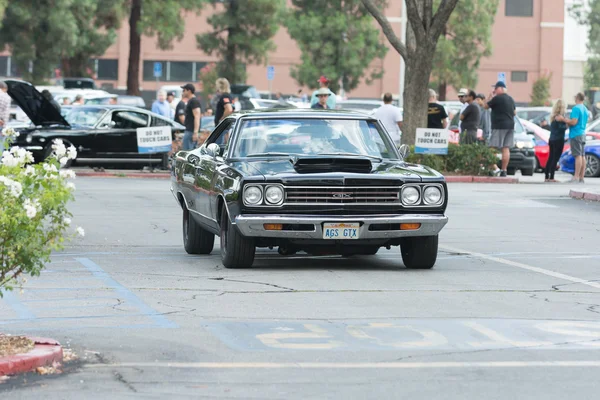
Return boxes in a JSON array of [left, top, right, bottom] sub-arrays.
[[85, 361, 600, 369], [440, 245, 600, 291]]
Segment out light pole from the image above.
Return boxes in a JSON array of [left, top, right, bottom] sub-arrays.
[[340, 32, 348, 100]]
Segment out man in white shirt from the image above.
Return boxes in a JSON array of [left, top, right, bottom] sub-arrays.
[[372, 92, 403, 147]]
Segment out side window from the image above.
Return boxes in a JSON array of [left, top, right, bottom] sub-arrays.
[[112, 111, 149, 129], [152, 117, 171, 127], [206, 119, 235, 157]]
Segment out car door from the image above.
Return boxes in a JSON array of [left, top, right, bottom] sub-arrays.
[[95, 110, 149, 154], [195, 119, 235, 227]]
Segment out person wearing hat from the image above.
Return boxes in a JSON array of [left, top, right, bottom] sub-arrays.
[[311, 88, 331, 109], [457, 88, 468, 130], [180, 83, 201, 150], [484, 81, 516, 176], [166, 91, 176, 118], [475, 93, 491, 142], [310, 76, 336, 109]]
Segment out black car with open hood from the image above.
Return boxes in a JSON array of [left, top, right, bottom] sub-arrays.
[[171, 109, 449, 270], [5, 80, 184, 166]]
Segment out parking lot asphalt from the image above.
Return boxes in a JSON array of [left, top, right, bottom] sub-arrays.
[[2, 175, 600, 399]]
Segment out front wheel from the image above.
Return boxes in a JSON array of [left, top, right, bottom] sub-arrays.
[[400, 235, 438, 269], [220, 208, 255, 268], [585, 154, 600, 177], [506, 168, 516, 176], [521, 168, 534, 176], [183, 208, 214, 254]]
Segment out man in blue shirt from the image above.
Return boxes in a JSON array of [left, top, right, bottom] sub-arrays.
[[565, 92, 589, 183], [151, 90, 171, 118], [310, 76, 336, 109]]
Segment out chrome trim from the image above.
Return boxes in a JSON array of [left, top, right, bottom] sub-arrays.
[[401, 183, 445, 208], [12, 145, 43, 151], [235, 214, 448, 239], [283, 185, 401, 206], [400, 185, 421, 206], [264, 184, 285, 205]]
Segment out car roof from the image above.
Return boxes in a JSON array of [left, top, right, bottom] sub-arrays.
[[231, 108, 375, 120]]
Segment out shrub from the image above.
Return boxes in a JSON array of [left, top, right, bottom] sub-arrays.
[[405, 144, 497, 175], [0, 129, 82, 296]]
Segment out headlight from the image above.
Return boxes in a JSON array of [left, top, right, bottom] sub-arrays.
[[243, 186, 263, 205], [423, 186, 442, 205], [25, 134, 32, 143], [516, 141, 524, 149], [401, 186, 420, 205], [265, 185, 284, 204]]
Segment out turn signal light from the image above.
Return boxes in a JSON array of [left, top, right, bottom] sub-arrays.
[[400, 223, 421, 230], [264, 224, 283, 231]]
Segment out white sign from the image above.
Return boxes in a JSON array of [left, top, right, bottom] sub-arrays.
[[415, 128, 449, 155], [498, 72, 506, 84], [136, 126, 172, 154]]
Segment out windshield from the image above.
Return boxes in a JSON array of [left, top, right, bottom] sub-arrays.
[[232, 118, 398, 160], [65, 108, 106, 127]]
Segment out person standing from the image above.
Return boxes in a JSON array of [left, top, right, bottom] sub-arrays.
[[151, 90, 171, 118], [373, 92, 403, 147], [485, 81, 516, 177], [459, 90, 480, 144], [41, 90, 61, 112], [427, 89, 448, 129], [310, 76, 336, 109], [181, 83, 201, 150], [214, 78, 234, 125], [476, 93, 491, 143], [0, 81, 12, 128], [166, 91, 176, 119], [545, 99, 568, 182], [457, 88, 468, 130], [174, 96, 188, 125], [564, 92, 589, 183], [72, 95, 85, 106], [311, 88, 331, 109]]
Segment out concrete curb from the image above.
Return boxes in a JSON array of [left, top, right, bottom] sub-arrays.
[[0, 337, 63, 376], [445, 176, 519, 184], [75, 171, 171, 179], [569, 189, 600, 202]]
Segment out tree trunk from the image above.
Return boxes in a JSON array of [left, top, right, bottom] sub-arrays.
[[127, 0, 142, 96], [437, 81, 447, 101], [224, 0, 238, 83], [402, 49, 435, 146]]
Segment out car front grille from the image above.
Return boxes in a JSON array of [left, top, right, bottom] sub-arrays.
[[284, 186, 399, 205]]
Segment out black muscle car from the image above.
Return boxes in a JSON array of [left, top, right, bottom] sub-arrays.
[[5, 80, 184, 166], [171, 109, 449, 269]]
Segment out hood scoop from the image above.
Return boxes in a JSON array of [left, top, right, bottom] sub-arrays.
[[292, 156, 373, 174]]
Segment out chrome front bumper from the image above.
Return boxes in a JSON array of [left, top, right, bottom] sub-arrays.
[[234, 214, 448, 239]]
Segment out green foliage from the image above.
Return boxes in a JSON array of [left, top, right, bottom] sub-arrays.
[[0, 129, 81, 296], [198, 62, 219, 97], [431, 0, 499, 96], [585, 57, 600, 89], [285, 0, 388, 93], [530, 74, 552, 106], [197, 0, 283, 84], [570, 0, 600, 89], [406, 144, 497, 175]]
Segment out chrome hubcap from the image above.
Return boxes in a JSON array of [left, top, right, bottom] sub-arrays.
[[586, 155, 599, 177]]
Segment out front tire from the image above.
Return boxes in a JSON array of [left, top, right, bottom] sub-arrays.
[[506, 168, 516, 176], [585, 154, 600, 177], [220, 208, 255, 268], [521, 168, 534, 176], [183, 207, 214, 254], [400, 235, 438, 269]]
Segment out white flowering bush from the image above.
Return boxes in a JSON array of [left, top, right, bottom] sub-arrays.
[[0, 128, 83, 295]]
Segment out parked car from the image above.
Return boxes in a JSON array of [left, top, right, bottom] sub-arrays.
[[171, 109, 449, 269], [61, 77, 97, 89], [516, 107, 551, 125], [337, 99, 402, 115], [85, 95, 146, 109], [5, 80, 184, 167], [559, 140, 600, 177], [52, 89, 112, 104]]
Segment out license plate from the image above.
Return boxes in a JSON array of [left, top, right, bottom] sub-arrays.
[[323, 223, 360, 240]]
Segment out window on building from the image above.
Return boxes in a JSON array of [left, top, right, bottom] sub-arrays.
[[511, 71, 528, 82], [96, 59, 118, 80], [506, 0, 533, 17], [143, 60, 165, 81], [169, 61, 194, 82]]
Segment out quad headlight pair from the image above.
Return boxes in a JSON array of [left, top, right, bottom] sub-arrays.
[[243, 184, 284, 206], [401, 185, 443, 206]]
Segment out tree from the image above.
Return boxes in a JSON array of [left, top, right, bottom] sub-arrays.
[[285, 0, 388, 94], [361, 0, 460, 145], [0, 0, 79, 84], [60, 0, 125, 78], [197, 0, 283, 84], [530, 74, 552, 106], [570, 0, 600, 89], [431, 0, 499, 100], [126, 0, 206, 95]]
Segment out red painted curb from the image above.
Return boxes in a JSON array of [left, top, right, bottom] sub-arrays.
[[444, 176, 473, 183], [584, 192, 600, 201], [0, 337, 63, 376], [75, 171, 170, 179], [472, 176, 519, 184], [569, 190, 585, 199]]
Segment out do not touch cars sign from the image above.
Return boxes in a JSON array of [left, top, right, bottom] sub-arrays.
[[415, 128, 449, 155], [136, 126, 172, 154]]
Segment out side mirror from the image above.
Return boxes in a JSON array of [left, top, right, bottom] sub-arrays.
[[398, 144, 410, 159], [206, 143, 220, 158]]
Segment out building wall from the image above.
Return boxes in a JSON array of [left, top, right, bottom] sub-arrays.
[[563, 0, 589, 102], [0, 0, 565, 104]]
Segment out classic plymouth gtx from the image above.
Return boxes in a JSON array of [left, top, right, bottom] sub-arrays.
[[171, 109, 448, 269]]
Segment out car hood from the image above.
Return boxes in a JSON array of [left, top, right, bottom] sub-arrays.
[[228, 158, 439, 183], [5, 80, 70, 128]]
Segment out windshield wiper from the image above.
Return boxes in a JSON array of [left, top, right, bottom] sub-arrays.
[[317, 153, 382, 162], [246, 152, 291, 157]]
